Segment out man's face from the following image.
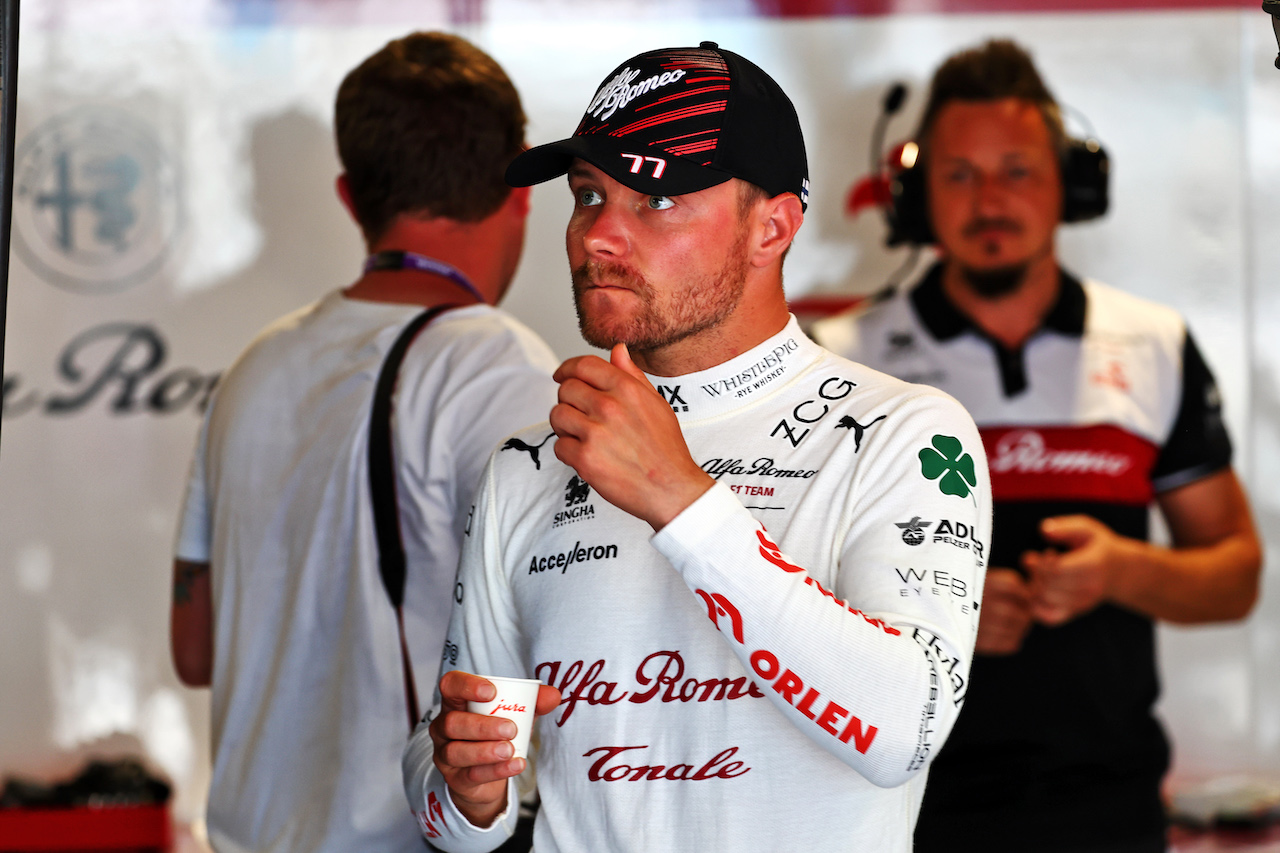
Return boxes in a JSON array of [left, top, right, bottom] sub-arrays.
[[565, 160, 750, 352], [925, 98, 1062, 294]]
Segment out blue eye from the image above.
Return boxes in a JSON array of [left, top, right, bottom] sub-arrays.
[[647, 196, 674, 210], [577, 188, 603, 207]]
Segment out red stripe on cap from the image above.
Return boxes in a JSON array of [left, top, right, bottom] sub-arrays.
[[667, 140, 720, 156], [652, 129, 721, 146], [612, 101, 728, 136], [636, 86, 731, 113], [662, 56, 728, 69], [982, 425, 1157, 505]]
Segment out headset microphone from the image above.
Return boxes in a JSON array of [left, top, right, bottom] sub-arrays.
[[1265, 0, 1280, 70]]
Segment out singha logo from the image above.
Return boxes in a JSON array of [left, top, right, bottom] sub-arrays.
[[565, 475, 591, 507]]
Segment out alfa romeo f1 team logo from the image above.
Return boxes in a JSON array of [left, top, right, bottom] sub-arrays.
[[13, 109, 182, 294]]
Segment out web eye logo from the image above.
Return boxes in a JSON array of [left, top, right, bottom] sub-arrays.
[[13, 109, 182, 294]]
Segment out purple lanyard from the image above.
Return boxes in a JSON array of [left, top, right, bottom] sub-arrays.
[[362, 251, 486, 304]]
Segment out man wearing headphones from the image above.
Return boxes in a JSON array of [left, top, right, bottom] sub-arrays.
[[813, 39, 1261, 853]]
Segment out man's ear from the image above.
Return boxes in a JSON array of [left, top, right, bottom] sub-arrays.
[[506, 184, 532, 218], [335, 174, 357, 221], [750, 193, 804, 268]]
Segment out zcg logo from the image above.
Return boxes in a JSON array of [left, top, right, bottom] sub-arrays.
[[771, 377, 857, 447]]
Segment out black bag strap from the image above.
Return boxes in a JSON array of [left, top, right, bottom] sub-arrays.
[[368, 304, 460, 732]]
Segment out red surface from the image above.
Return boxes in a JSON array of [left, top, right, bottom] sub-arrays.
[[982, 424, 1159, 505], [1170, 823, 1280, 851], [755, 0, 1257, 14], [0, 805, 171, 852], [788, 293, 865, 317]]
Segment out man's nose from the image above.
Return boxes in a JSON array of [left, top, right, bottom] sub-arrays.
[[581, 201, 631, 259]]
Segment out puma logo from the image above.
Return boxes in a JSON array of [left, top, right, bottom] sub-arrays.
[[835, 414, 886, 452], [501, 433, 554, 469]]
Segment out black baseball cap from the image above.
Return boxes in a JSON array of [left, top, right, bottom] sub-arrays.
[[506, 41, 809, 211]]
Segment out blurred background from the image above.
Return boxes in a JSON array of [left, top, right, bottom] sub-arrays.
[[1, 0, 1277, 841]]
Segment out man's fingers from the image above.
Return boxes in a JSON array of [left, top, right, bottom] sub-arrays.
[[437, 732, 518, 770], [1032, 602, 1072, 626], [552, 354, 603, 385], [1040, 514, 1094, 548], [549, 396, 591, 441], [438, 708, 518, 742], [439, 670, 497, 707], [985, 567, 1032, 601], [553, 353, 622, 390], [610, 342, 649, 383], [450, 758, 526, 789], [534, 685, 562, 716]]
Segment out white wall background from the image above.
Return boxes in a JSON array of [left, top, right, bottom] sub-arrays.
[[1, 0, 1276, 827]]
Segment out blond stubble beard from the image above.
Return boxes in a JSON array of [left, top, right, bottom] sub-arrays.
[[570, 226, 750, 354]]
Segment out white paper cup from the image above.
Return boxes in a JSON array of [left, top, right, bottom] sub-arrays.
[[467, 675, 541, 760]]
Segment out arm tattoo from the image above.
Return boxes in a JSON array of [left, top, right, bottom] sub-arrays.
[[173, 562, 209, 606]]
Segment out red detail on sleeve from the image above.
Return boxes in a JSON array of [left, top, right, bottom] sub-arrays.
[[416, 792, 447, 839], [694, 589, 746, 643], [756, 528, 804, 572]]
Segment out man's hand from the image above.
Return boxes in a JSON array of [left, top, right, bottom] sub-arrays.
[[1024, 515, 1130, 626], [550, 343, 715, 530], [429, 671, 562, 829], [974, 568, 1034, 655]]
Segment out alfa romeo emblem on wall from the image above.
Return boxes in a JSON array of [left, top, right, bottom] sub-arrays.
[[13, 108, 182, 294]]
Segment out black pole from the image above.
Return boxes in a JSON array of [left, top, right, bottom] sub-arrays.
[[0, 0, 18, 451]]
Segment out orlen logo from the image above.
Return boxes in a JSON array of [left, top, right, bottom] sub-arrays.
[[991, 429, 1130, 476]]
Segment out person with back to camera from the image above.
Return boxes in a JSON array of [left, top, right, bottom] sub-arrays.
[[812, 37, 1262, 853], [402, 40, 993, 853], [169, 32, 559, 852]]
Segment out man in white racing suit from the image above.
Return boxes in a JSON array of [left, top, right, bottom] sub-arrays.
[[404, 41, 991, 853]]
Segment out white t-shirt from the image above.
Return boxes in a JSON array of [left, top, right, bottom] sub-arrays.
[[404, 317, 992, 853], [176, 291, 559, 853]]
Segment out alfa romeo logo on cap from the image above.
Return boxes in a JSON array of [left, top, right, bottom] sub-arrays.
[[13, 109, 182, 294]]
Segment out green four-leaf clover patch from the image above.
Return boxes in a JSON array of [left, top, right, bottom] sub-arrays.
[[918, 434, 978, 499]]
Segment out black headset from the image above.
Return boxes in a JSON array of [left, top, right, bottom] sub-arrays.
[[882, 91, 1111, 247]]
